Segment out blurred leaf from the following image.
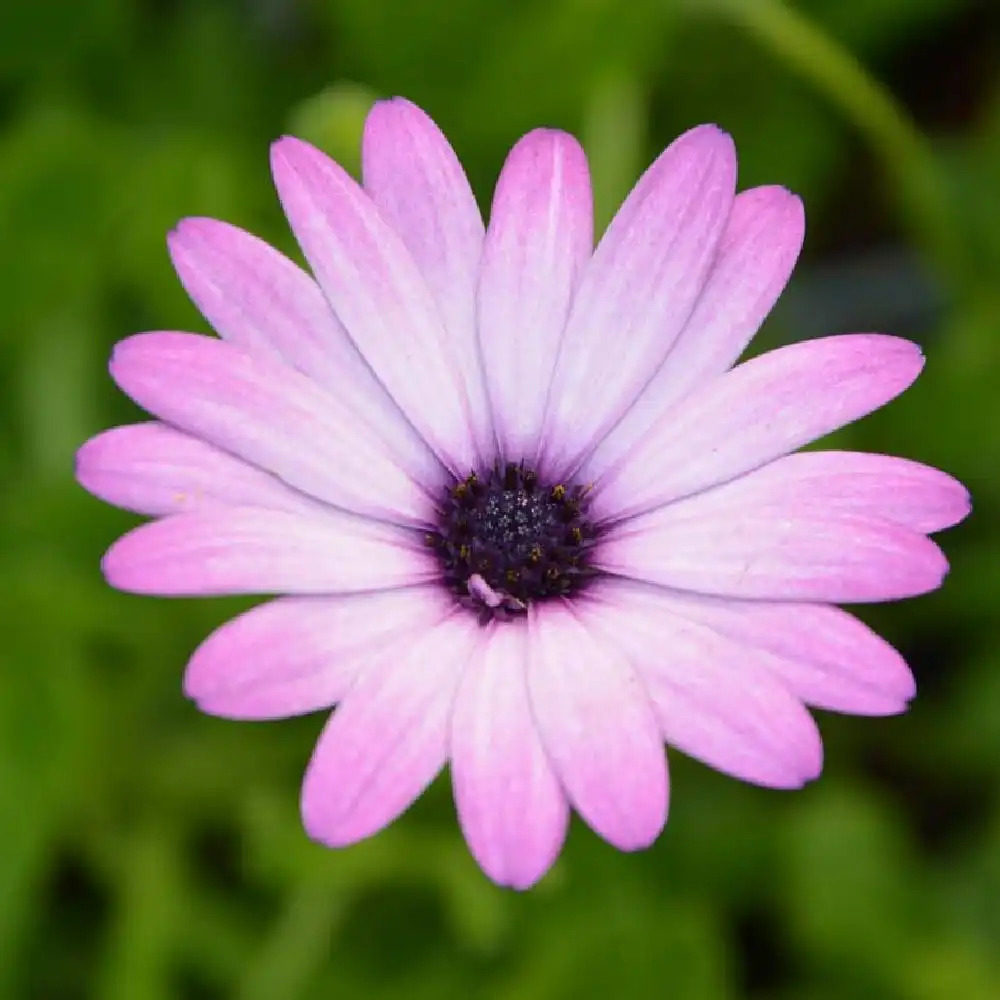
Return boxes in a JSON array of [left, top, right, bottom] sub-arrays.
[[0, 103, 123, 331], [97, 826, 184, 1000], [800, 0, 975, 57], [0, 0, 133, 82], [0, 560, 107, 996], [19, 308, 104, 479], [898, 935, 1000, 1000], [779, 784, 921, 980], [493, 879, 733, 1000]]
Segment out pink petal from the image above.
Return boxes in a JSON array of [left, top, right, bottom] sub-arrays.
[[611, 582, 915, 715], [652, 449, 971, 535], [76, 422, 322, 517], [477, 129, 593, 462], [362, 98, 494, 461], [583, 185, 804, 482], [102, 508, 435, 596], [271, 136, 478, 474], [597, 506, 948, 603], [185, 587, 451, 720], [526, 602, 668, 851], [593, 334, 925, 521], [168, 218, 442, 489], [581, 584, 823, 787], [301, 612, 481, 847], [110, 332, 436, 525], [450, 619, 569, 889], [537, 125, 737, 477], [168, 217, 345, 364]]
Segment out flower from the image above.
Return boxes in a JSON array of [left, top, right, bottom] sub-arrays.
[[76, 97, 969, 890]]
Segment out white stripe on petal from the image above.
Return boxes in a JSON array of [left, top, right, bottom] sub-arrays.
[[596, 506, 948, 603], [301, 612, 481, 847], [596, 580, 915, 715], [526, 601, 667, 851], [451, 618, 569, 889], [271, 136, 478, 474], [102, 508, 435, 596], [76, 422, 323, 517], [537, 124, 737, 478], [583, 185, 804, 483], [593, 334, 925, 522], [185, 587, 452, 720], [168, 218, 443, 489], [169, 216, 349, 367], [478, 129, 592, 462], [638, 449, 971, 535], [110, 332, 436, 525], [362, 98, 494, 461], [580, 586, 823, 787]]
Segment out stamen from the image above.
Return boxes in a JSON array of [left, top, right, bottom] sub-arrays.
[[467, 573, 503, 608]]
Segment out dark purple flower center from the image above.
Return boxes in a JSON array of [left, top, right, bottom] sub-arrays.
[[427, 463, 597, 621]]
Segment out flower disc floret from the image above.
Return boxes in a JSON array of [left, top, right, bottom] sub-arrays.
[[428, 463, 596, 618]]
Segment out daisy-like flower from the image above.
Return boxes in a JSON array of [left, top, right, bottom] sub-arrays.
[[77, 98, 969, 889]]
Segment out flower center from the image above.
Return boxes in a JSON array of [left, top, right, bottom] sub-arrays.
[[427, 463, 597, 620]]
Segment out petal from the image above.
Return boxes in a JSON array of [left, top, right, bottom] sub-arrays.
[[583, 185, 804, 482], [654, 450, 971, 535], [185, 587, 451, 720], [168, 216, 343, 364], [102, 508, 435, 596], [612, 583, 915, 715], [362, 98, 493, 460], [271, 136, 478, 473], [301, 612, 481, 847], [477, 129, 593, 461], [581, 583, 823, 787], [450, 618, 569, 889], [526, 601, 667, 851], [76, 422, 322, 517], [110, 332, 435, 525], [596, 506, 948, 603], [593, 334, 925, 521], [537, 125, 737, 477], [168, 218, 442, 488]]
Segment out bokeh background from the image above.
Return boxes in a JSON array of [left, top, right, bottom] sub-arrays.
[[3, 0, 1000, 997]]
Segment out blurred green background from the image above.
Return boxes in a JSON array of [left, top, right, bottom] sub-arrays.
[[2, 0, 999, 997]]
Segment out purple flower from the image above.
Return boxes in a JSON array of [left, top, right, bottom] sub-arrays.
[[77, 98, 969, 889]]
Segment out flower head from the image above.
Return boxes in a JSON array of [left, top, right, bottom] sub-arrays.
[[77, 98, 969, 889]]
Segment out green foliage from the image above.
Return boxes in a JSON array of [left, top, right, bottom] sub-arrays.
[[2, 0, 999, 997]]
